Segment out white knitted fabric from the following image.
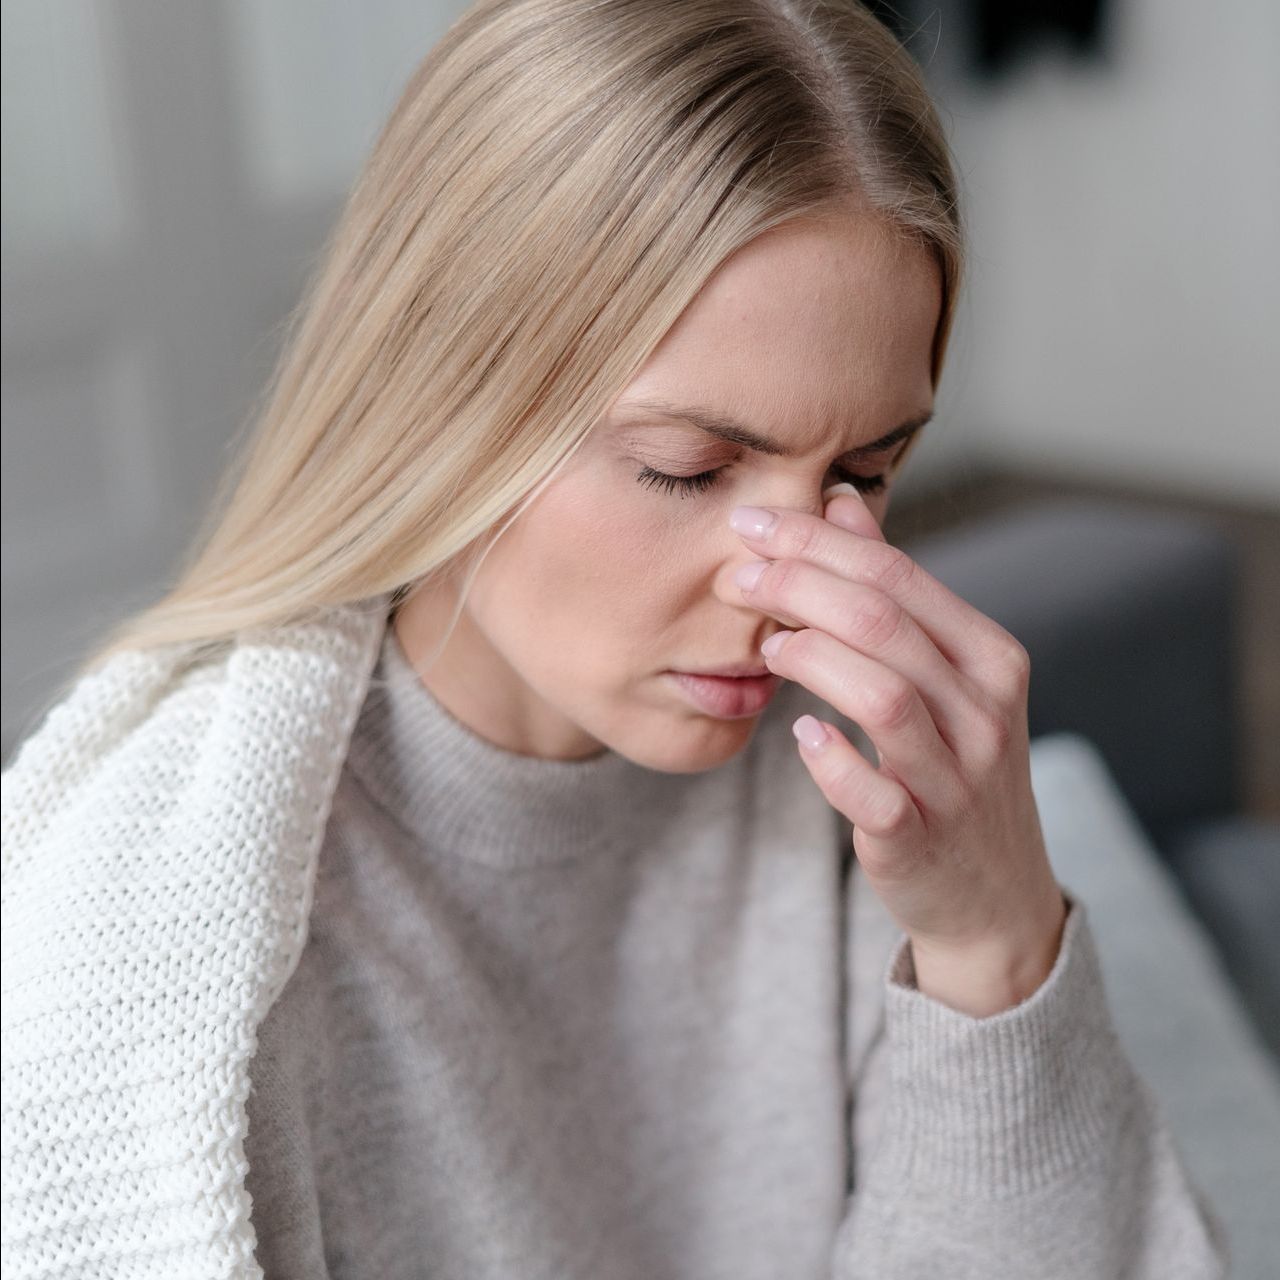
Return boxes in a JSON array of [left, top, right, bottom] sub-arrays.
[[1, 595, 391, 1279]]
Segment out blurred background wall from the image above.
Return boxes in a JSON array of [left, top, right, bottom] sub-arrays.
[[894, 0, 1278, 506], [3, 0, 1277, 786]]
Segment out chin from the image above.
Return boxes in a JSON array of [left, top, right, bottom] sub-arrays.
[[625, 714, 761, 775]]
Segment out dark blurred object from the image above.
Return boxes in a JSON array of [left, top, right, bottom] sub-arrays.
[[864, 0, 1110, 78], [971, 0, 1108, 76], [900, 498, 1280, 1061]]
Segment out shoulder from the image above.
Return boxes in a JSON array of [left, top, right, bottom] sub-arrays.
[[1, 591, 389, 977], [2, 596, 389, 864], [1, 593, 390, 1023], [0, 597, 390, 1269], [1, 596, 391, 999]]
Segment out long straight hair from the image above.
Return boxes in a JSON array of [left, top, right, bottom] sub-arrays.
[[73, 0, 963, 683]]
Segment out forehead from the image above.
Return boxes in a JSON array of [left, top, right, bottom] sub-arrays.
[[614, 212, 940, 453]]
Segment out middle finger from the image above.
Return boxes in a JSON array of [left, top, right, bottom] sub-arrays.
[[737, 555, 980, 758], [730, 504, 1013, 681]]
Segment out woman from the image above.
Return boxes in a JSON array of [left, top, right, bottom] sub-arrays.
[[1, 1, 1226, 1277]]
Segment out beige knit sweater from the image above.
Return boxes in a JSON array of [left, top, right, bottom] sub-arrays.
[[1, 594, 1226, 1278]]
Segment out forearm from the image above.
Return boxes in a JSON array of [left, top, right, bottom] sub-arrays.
[[833, 892, 1228, 1279]]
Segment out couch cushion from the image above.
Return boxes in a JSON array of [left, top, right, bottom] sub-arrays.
[[1161, 814, 1280, 1062], [1030, 731, 1280, 1279]]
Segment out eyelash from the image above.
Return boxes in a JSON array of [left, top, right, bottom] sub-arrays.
[[634, 462, 889, 499]]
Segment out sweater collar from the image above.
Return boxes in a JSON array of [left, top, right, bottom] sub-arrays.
[[343, 620, 679, 870]]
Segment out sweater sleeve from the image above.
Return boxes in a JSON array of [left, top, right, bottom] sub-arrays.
[[831, 886, 1229, 1280]]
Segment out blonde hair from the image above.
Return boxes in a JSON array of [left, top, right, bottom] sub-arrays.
[[74, 0, 963, 682]]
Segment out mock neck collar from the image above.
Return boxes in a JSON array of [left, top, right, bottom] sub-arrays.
[[343, 622, 681, 870]]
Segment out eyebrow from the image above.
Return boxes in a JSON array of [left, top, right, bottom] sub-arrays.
[[620, 398, 933, 462]]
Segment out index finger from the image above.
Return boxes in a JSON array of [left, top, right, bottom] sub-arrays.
[[743, 486, 1018, 679]]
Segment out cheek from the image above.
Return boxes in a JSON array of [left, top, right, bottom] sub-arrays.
[[574, 492, 697, 617], [552, 493, 704, 653], [489, 486, 676, 621], [475, 461, 715, 668]]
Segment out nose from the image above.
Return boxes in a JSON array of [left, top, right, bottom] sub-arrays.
[[716, 482, 828, 606], [727, 479, 829, 552]]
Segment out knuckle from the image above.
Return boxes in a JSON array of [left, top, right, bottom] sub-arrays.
[[992, 631, 1032, 691], [766, 555, 803, 598], [868, 792, 916, 839], [973, 707, 1014, 765], [1006, 640, 1033, 689], [826, 757, 863, 798], [862, 674, 916, 730], [843, 594, 903, 650], [868, 545, 916, 595]]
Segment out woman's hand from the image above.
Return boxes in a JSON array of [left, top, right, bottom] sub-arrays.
[[729, 485, 1068, 1018]]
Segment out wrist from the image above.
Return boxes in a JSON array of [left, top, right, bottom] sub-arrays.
[[908, 890, 1070, 1017], [878, 895, 1134, 1195]]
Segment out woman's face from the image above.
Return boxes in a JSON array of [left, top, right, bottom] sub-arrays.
[[395, 208, 941, 770]]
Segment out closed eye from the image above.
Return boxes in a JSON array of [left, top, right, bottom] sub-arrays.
[[634, 462, 888, 499]]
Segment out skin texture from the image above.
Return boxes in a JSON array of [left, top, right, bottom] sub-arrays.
[[395, 204, 1068, 1016], [395, 205, 933, 771]]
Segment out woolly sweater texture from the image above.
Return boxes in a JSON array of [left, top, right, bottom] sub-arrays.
[[1, 595, 1225, 1278]]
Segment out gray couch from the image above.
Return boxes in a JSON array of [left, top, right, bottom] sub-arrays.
[[900, 498, 1280, 1277], [1026, 733, 1279, 1279]]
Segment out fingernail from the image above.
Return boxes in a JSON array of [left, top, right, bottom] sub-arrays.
[[734, 560, 768, 592], [822, 482, 859, 502], [761, 629, 791, 659], [792, 714, 829, 750], [729, 506, 779, 539]]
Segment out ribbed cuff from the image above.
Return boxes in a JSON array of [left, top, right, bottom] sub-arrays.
[[875, 889, 1139, 1197]]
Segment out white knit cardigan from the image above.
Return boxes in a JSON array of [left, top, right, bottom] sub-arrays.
[[1, 594, 394, 1280]]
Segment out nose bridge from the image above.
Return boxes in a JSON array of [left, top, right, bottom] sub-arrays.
[[714, 474, 828, 606], [745, 460, 830, 522]]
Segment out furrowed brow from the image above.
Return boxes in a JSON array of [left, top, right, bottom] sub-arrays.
[[622, 399, 933, 462]]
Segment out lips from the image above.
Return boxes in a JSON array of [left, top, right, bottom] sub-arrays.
[[667, 670, 781, 719], [678, 663, 771, 679]]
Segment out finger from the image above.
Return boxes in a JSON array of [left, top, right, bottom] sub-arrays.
[[789, 712, 927, 877], [822, 480, 889, 543], [732, 495, 1020, 681], [743, 555, 986, 757], [767, 626, 967, 816]]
